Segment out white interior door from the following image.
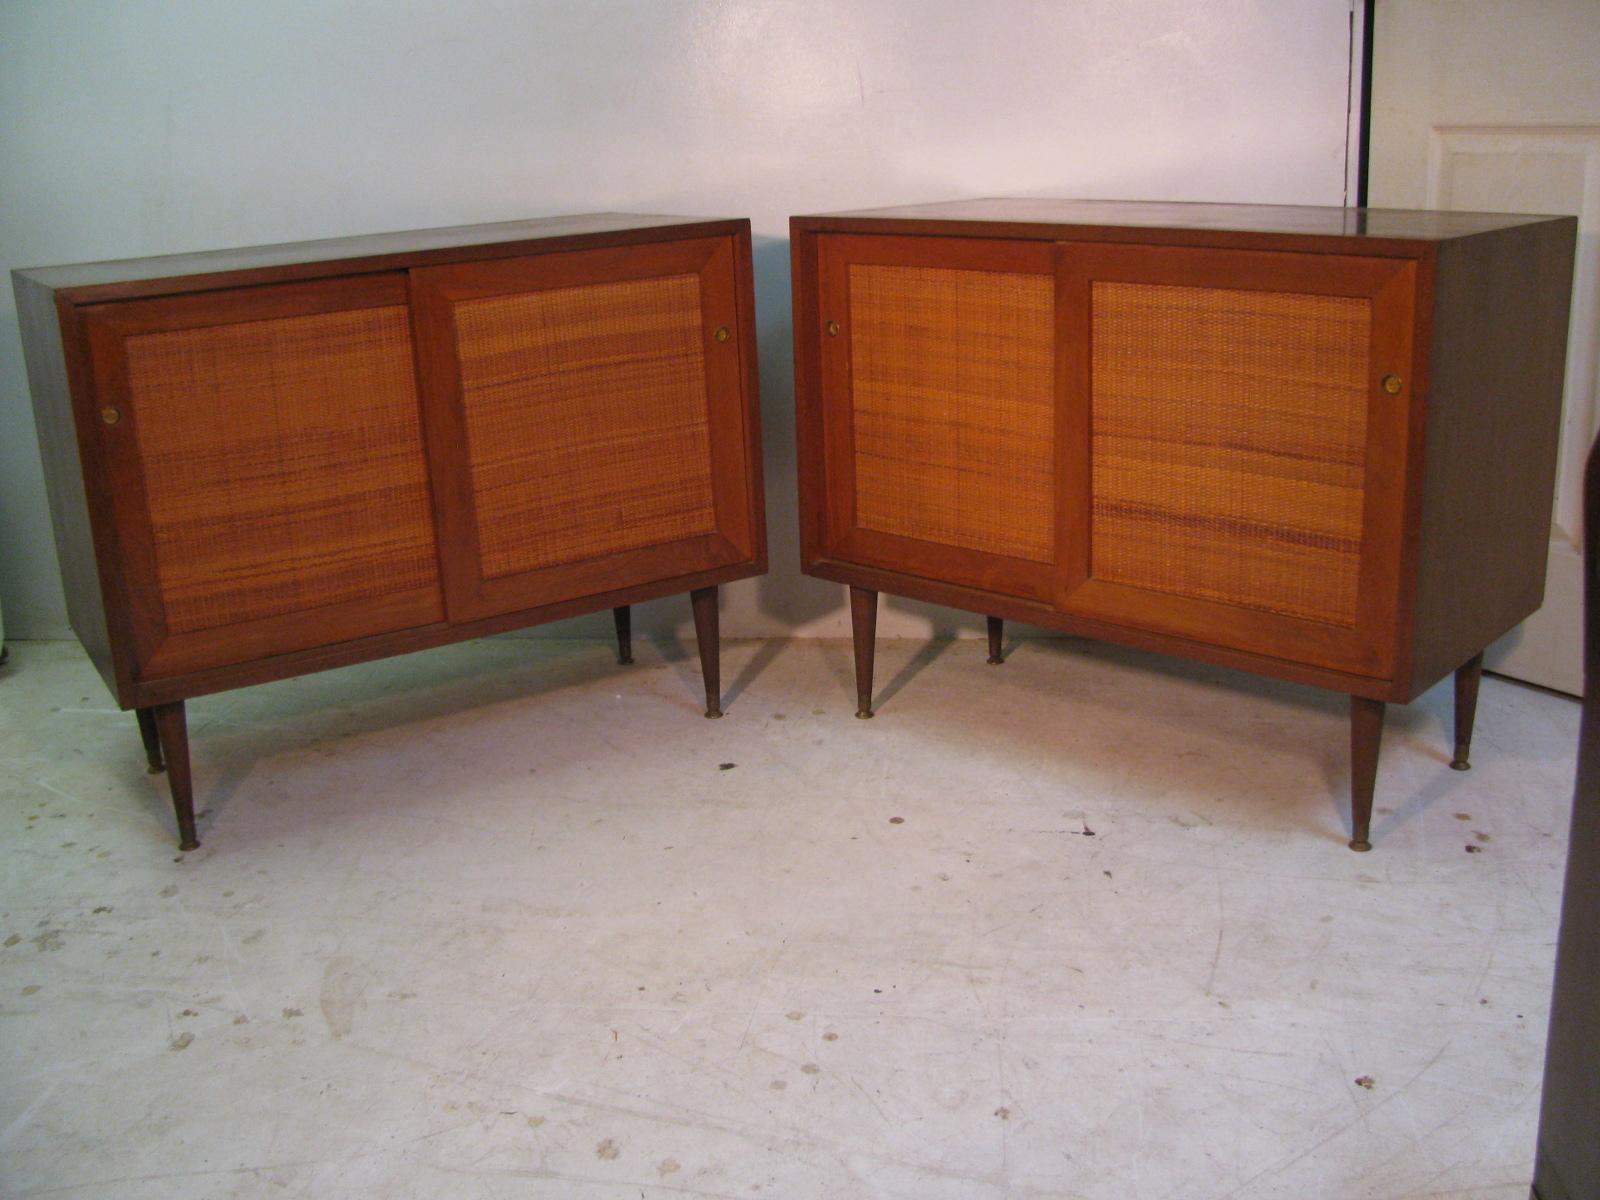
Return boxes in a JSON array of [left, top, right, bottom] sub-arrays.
[[1369, 0, 1600, 695]]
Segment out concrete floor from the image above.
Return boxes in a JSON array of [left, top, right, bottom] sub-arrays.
[[0, 634, 1580, 1199]]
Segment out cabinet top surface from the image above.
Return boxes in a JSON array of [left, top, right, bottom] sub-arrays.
[[793, 197, 1571, 242], [15, 212, 743, 293]]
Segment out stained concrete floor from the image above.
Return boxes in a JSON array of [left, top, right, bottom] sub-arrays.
[[0, 634, 1581, 1199]]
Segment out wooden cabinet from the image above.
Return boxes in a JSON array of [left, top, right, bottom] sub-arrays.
[[793, 199, 1576, 850], [15, 214, 766, 850]]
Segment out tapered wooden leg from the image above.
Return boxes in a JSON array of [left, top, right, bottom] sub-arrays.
[[1349, 695, 1386, 852], [612, 605, 633, 665], [152, 701, 198, 851], [986, 616, 1004, 665], [135, 706, 165, 774], [690, 586, 721, 719], [1451, 651, 1484, 771], [850, 586, 878, 719]]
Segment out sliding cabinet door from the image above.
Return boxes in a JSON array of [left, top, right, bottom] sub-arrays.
[[1058, 242, 1417, 677], [80, 275, 443, 680], [412, 236, 756, 621], [814, 234, 1059, 601]]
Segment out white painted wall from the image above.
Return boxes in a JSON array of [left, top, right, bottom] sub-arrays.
[[0, 0, 1359, 644]]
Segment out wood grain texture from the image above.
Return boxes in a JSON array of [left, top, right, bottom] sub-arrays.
[[805, 553, 1408, 702], [1058, 243, 1416, 680], [794, 199, 1556, 250], [848, 262, 1055, 562], [411, 235, 753, 623], [453, 273, 717, 577], [1404, 218, 1577, 697], [1089, 280, 1371, 625], [17, 214, 739, 300], [121, 555, 759, 709], [114, 302, 440, 636], [812, 234, 1059, 602], [10, 273, 121, 698], [790, 225, 830, 569]]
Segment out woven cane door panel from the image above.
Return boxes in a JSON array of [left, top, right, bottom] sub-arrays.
[[119, 301, 441, 658], [1089, 282, 1371, 625], [848, 263, 1055, 562], [452, 275, 718, 578]]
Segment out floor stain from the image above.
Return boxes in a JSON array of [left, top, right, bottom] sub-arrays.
[[242, 930, 265, 945], [160, 885, 178, 898], [22, 985, 40, 996], [595, 1138, 620, 1160], [769, 1079, 787, 1090], [657, 1158, 681, 1177], [283, 1007, 303, 1019], [801, 1063, 820, 1075], [785, 1011, 804, 1021], [823, 1032, 839, 1042], [527, 1116, 545, 1129], [3, 934, 19, 947], [1355, 1075, 1376, 1090], [319, 957, 364, 1040], [31, 930, 63, 952], [171, 1032, 194, 1051], [995, 1106, 1012, 1120]]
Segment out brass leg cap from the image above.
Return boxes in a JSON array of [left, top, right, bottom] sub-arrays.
[[987, 655, 1004, 665], [855, 708, 874, 720], [1449, 759, 1471, 771], [704, 708, 722, 719], [618, 655, 634, 666], [1348, 839, 1372, 852], [178, 838, 200, 852], [147, 764, 165, 775]]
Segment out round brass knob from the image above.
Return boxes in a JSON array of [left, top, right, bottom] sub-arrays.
[[826, 320, 840, 337], [101, 407, 121, 425], [1381, 374, 1403, 395], [713, 326, 730, 343]]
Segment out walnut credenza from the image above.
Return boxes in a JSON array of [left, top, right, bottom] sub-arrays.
[[15, 214, 766, 850], [792, 198, 1575, 850]]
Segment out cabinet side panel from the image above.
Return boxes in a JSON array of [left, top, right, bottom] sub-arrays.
[[11, 274, 119, 696], [453, 274, 719, 576], [1408, 220, 1577, 695], [119, 304, 440, 635], [1090, 281, 1371, 625], [848, 263, 1054, 561], [791, 226, 828, 568]]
